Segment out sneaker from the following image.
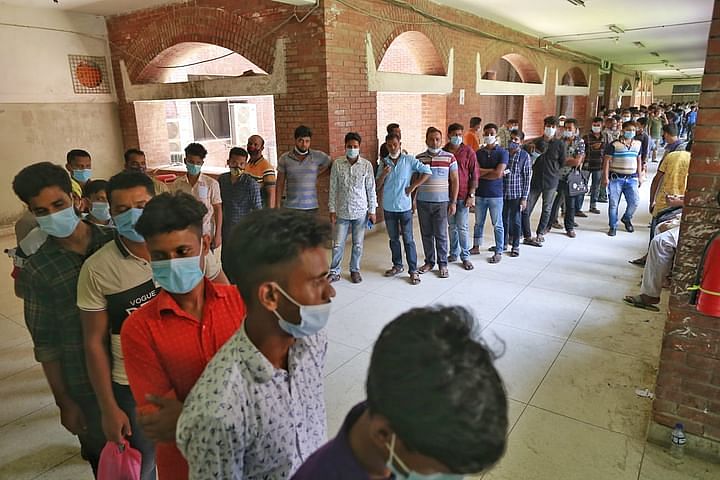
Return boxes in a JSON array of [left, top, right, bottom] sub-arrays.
[[575, 211, 588, 218], [589, 208, 601, 214], [608, 228, 617, 237], [327, 273, 341, 283], [350, 271, 362, 283], [622, 218, 635, 233]]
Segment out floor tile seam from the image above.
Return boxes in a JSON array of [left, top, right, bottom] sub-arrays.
[[487, 317, 575, 341], [525, 404, 649, 445], [366, 279, 458, 304], [0, 311, 26, 328], [27, 453, 81, 480], [563, 337, 662, 365], [0, 362, 37, 383], [324, 349, 366, 378], [0, 400, 55, 430], [506, 402, 529, 437], [0, 338, 33, 355], [331, 291, 374, 314], [524, 300, 593, 407]]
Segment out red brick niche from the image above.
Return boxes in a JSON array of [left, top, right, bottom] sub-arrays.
[[649, 0, 720, 457]]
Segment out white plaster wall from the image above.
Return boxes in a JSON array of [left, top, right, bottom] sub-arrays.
[[0, 4, 123, 227]]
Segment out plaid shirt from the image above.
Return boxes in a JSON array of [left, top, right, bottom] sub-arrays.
[[17, 222, 114, 399], [503, 149, 532, 200], [218, 172, 262, 238]]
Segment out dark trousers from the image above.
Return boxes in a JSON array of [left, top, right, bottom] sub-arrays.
[[76, 396, 105, 477], [417, 201, 449, 267], [588, 169, 603, 208], [384, 209, 418, 272], [113, 382, 157, 480], [502, 198, 523, 249], [550, 180, 576, 232], [523, 186, 557, 237]]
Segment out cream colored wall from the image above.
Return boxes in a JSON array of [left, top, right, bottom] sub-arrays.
[[653, 79, 702, 102], [0, 4, 123, 227]]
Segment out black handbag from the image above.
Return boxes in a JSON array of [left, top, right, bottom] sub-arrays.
[[568, 168, 589, 197]]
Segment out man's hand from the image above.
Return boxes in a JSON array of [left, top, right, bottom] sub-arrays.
[[448, 202, 457, 216], [520, 199, 527, 212], [368, 213, 376, 225], [404, 186, 413, 196], [102, 405, 132, 443], [666, 194, 684, 207], [464, 196, 475, 208], [137, 395, 184, 443], [602, 177, 609, 187], [58, 398, 88, 436], [329, 212, 337, 224], [382, 165, 392, 177]]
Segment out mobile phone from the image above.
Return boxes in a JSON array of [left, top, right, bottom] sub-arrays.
[[367, 218, 374, 230]]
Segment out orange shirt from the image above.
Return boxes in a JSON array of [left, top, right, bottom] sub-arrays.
[[464, 130, 480, 152], [121, 279, 245, 480]]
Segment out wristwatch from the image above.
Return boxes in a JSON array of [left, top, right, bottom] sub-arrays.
[[469, 193, 475, 198]]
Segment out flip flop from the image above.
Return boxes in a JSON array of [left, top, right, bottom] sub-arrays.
[[628, 258, 646, 266], [623, 295, 660, 312], [462, 260, 474, 270], [439, 267, 449, 278], [409, 272, 421, 285]]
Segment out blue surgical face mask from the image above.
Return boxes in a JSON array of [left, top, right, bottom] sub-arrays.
[[346, 147, 360, 159], [35, 205, 80, 238], [72, 169, 92, 183], [386, 434, 464, 480], [562, 130, 574, 138], [450, 135, 462, 146], [271, 283, 331, 338], [623, 130, 636, 139], [508, 141, 520, 151], [152, 255, 204, 294], [186, 163, 202, 176], [90, 202, 111, 222], [113, 208, 145, 243]]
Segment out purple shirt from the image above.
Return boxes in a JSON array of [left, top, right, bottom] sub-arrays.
[[292, 402, 389, 480]]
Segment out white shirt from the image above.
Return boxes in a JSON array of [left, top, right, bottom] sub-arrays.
[[328, 156, 377, 220], [172, 173, 221, 236], [177, 324, 328, 480]]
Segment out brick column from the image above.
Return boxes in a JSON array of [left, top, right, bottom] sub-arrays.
[[650, 0, 720, 453]]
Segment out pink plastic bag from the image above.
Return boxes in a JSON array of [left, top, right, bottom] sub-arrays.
[[98, 440, 141, 480]]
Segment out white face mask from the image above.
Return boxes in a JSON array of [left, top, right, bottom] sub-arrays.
[[591, 125, 602, 133], [544, 127, 556, 138], [483, 135, 496, 145]]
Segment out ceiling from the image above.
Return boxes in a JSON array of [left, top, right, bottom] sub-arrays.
[[3, 0, 713, 79], [435, 0, 713, 79]]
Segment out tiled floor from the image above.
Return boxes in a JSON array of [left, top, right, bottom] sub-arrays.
[[1, 164, 719, 479]]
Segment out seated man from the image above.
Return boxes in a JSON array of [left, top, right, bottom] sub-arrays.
[[177, 208, 335, 479], [121, 191, 246, 480], [292, 305, 508, 479], [623, 218, 681, 312]]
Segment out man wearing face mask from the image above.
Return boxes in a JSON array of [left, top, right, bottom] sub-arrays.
[[603, 121, 643, 236], [548, 118, 585, 238], [172, 143, 223, 249], [376, 133, 432, 285], [276, 125, 332, 212], [66, 149, 92, 200], [496, 119, 519, 149], [471, 123, 507, 263], [415, 127, 459, 278], [123, 148, 169, 194], [177, 208, 335, 479], [582, 117, 606, 214], [13, 162, 116, 475], [444, 123, 478, 270], [291, 305, 508, 479], [328, 132, 377, 284], [77, 173, 229, 480], [218, 147, 262, 275], [244, 135, 277, 208], [502, 131, 532, 257], [82, 180, 112, 226], [121, 191, 245, 480], [521, 116, 566, 245]]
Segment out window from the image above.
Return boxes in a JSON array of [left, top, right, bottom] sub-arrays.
[[672, 84, 701, 95], [191, 101, 231, 140]]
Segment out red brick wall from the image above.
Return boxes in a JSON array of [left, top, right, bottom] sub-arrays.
[[652, 0, 720, 443]]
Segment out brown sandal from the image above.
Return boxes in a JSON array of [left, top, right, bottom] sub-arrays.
[[384, 266, 404, 277], [409, 272, 421, 285], [439, 267, 449, 278], [462, 260, 474, 270], [418, 263, 433, 274]]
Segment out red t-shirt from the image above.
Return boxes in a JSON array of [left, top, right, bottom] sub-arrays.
[[121, 279, 245, 480]]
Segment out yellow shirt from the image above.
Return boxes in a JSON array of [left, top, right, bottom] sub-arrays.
[[655, 151, 690, 214], [70, 178, 83, 199]]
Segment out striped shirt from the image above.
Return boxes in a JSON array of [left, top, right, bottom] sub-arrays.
[[415, 150, 457, 203], [604, 139, 641, 175], [278, 150, 332, 210], [245, 157, 276, 208]]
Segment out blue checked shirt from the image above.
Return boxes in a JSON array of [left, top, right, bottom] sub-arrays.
[[503, 149, 532, 200]]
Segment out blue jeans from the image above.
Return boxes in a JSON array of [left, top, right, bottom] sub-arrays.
[[417, 201, 449, 267], [474, 197, 504, 253], [588, 169, 603, 208], [502, 198, 523, 249], [449, 200, 471, 260], [330, 217, 366, 274], [608, 175, 639, 229], [384, 209, 418, 272]]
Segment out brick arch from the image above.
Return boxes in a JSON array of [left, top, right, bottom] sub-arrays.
[[561, 66, 588, 87], [371, 22, 450, 73], [483, 50, 544, 84], [378, 31, 446, 75], [121, 6, 275, 83]]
